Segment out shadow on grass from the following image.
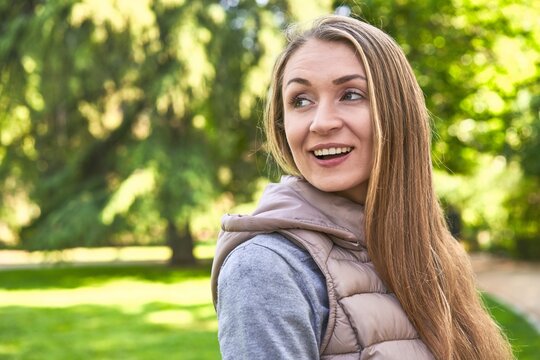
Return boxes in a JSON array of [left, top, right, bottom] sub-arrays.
[[0, 302, 219, 360], [0, 263, 212, 290]]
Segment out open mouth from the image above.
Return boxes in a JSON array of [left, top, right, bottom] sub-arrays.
[[313, 147, 352, 160]]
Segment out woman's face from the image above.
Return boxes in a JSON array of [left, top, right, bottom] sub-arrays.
[[282, 39, 373, 203]]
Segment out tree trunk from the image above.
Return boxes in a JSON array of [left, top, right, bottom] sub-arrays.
[[166, 218, 196, 266]]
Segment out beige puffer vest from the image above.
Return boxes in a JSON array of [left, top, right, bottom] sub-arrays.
[[211, 176, 434, 359]]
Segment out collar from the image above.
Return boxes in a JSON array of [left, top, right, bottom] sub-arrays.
[[221, 176, 365, 250]]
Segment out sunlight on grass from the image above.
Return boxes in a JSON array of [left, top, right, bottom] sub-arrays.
[[0, 243, 216, 267], [193, 242, 216, 260], [146, 309, 195, 327], [0, 344, 18, 357], [145, 307, 217, 330], [0, 265, 219, 359], [0, 278, 211, 308]]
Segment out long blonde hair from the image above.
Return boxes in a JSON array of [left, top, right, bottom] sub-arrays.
[[264, 15, 513, 360]]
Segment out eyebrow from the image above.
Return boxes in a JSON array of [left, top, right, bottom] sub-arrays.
[[285, 74, 366, 88], [332, 74, 366, 85]]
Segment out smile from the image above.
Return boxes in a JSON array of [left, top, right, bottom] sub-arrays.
[[313, 147, 352, 159]]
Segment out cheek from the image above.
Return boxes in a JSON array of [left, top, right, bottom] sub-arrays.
[[356, 112, 373, 144], [283, 117, 299, 148], [283, 119, 307, 168]]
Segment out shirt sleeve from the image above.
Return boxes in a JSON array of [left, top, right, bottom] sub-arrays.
[[216, 236, 327, 360]]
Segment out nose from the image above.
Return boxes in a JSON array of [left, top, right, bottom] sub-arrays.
[[309, 101, 343, 134]]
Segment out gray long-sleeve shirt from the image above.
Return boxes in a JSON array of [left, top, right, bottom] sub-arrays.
[[216, 233, 329, 360]]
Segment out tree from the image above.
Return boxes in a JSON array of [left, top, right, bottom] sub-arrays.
[[0, 0, 332, 262], [5, 0, 536, 260]]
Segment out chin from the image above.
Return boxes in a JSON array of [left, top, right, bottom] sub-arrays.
[[308, 177, 368, 203], [310, 179, 353, 194]]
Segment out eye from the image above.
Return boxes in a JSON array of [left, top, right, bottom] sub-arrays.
[[289, 96, 312, 108], [341, 90, 364, 101]]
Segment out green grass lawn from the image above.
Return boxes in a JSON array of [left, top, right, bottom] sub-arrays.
[[0, 264, 219, 360], [483, 295, 540, 360], [0, 263, 538, 359]]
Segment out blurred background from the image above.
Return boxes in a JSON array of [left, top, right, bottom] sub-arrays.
[[0, 0, 539, 359]]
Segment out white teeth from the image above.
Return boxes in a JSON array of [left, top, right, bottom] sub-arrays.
[[313, 147, 352, 157]]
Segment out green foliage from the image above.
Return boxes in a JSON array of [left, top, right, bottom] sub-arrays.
[[504, 177, 540, 259], [340, 0, 539, 171], [337, 0, 540, 257], [0, 0, 327, 256], [0, 0, 539, 259]]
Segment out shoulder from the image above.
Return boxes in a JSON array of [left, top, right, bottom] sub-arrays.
[[219, 233, 317, 283], [217, 232, 329, 327], [216, 233, 329, 359], [217, 233, 328, 309]]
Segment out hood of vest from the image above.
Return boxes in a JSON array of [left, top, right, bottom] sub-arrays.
[[221, 175, 366, 249]]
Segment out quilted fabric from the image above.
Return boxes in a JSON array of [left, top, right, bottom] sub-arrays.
[[211, 176, 434, 359]]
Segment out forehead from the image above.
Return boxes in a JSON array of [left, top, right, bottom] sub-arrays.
[[282, 39, 365, 83]]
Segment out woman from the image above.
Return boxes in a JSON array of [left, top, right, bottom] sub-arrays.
[[211, 15, 513, 359]]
